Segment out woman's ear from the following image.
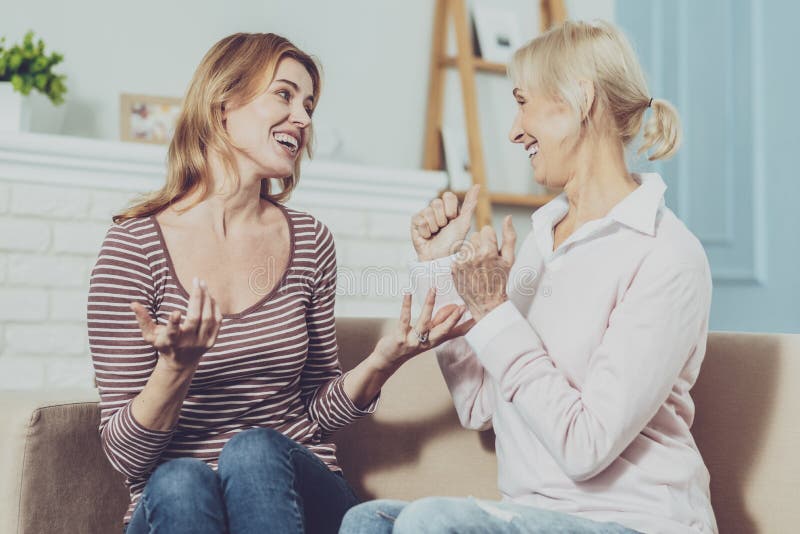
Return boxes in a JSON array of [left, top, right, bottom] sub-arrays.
[[578, 79, 595, 121]]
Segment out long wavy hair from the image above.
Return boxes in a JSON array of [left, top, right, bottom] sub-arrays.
[[114, 33, 321, 223]]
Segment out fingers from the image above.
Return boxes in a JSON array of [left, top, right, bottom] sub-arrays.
[[450, 317, 476, 338], [398, 293, 412, 335], [429, 305, 467, 344], [411, 213, 432, 240], [414, 287, 436, 337], [202, 294, 224, 349], [165, 310, 181, 343], [442, 191, 458, 219], [458, 184, 480, 220], [130, 301, 156, 341], [500, 215, 517, 264], [182, 277, 204, 334], [421, 207, 439, 235], [479, 225, 498, 254], [430, 198, 448, 227], [213, 297, 223, 335], [468, 230, 482, 257], [197, 289, 217, 346], [431, 303, 460, 327], [152, 310, 181, 353]]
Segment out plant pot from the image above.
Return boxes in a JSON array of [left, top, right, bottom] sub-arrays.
[[0, 82, 32, 132], [28, 90, 66, 134]]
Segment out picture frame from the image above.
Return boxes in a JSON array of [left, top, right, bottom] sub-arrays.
[[472, 3, 523, 64], [119, 93, 183, 144], [441, 126, 473, 191]]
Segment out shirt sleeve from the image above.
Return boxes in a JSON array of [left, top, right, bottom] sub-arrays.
[[409, 254, 495, 430], [87, 223, 174, 481], [302, 221, 377, 438], [464, 255, 711, 481]]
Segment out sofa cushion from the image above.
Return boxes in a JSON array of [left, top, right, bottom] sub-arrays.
[[333, 317, 498, 501], [693, 332, 800, 534], [0, 390, 128, 534]]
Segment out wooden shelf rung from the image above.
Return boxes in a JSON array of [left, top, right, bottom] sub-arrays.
[[440, 56, 508, 74]]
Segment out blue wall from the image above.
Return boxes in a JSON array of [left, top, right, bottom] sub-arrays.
[[617, 0, 799, 333]]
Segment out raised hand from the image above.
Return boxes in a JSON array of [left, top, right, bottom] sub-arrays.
[[371, 288, 471, 370], [411, 184, 480, 262], [130, 277, 223, 372], [452, 215, 517, 322]]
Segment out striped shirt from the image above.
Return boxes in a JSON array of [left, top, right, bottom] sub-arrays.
[[87, 204, 375, 524]]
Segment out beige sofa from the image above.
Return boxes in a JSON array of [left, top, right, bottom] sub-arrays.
[[1, 318, 798, 534]]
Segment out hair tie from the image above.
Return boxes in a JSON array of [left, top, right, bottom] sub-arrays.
[[647, 97, 653, 108]]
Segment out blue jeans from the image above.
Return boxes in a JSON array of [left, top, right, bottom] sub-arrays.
[[339, 497, 641, 533], [124, 428, 359, 534]]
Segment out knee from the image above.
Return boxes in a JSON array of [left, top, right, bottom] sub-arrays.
[[340, 500, 407, 534], [393, 497, 463, 534], [145, 458, 219, 512], [218, 428, 290, 472]]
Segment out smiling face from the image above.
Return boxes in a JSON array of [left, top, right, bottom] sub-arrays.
[[508, 86, 581, 189], [224, 57, 315, 180]]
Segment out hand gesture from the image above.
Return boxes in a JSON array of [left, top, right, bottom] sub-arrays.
[[452, 215, 517, 322], [372, 288, 473, 371], [411, 184, 480, 262], [130, 278, 223, 372]]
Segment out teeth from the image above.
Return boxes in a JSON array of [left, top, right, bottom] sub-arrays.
[[527, 142, 539, 158], [274, 132, 298, 152]]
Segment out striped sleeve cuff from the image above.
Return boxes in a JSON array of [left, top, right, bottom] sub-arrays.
[[309, 373, 380, 435], [123, 401, 177, 438], [101, 402, 174, 479], [337, 371, 380, 417]]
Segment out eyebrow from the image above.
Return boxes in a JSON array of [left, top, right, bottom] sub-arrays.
[[275, 78, 315, 105]]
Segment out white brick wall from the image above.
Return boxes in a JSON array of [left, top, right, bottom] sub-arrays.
[[0, 217, 50, 251], [0, 287, 49, 320], [5, 323, 88, 355], [10, 183, 92, 218], [0, 356, 46, 390], [89, 190, 139, 221], [50, 289, 90, 321], [7, 253, 90, 287], [0, 132, 447, 390]]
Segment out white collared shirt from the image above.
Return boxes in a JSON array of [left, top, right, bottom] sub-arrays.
[[411, 173, 718, 534]]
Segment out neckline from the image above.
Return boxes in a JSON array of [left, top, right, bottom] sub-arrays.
[[150, 199, 296, 320]]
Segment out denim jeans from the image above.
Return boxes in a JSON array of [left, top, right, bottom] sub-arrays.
[[124, 428, 359, 534], [339, 497, 641, 534]]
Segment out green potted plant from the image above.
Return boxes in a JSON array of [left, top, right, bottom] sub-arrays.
[[0, 30, 67, 132]]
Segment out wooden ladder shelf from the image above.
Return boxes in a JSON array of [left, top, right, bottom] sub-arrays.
[[422, 0, 566, 227]]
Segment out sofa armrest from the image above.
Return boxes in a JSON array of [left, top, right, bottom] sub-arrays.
[[0, 388, 129, 534]]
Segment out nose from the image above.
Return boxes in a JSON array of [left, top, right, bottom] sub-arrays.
[[290, 103, 311, 129], [508, 111, 524, 144]]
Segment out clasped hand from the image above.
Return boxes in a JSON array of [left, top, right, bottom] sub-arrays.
[[452, 216, 516, 322]]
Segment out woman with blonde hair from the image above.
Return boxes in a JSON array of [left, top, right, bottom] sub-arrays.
[[88, 33, 466, 534], [341, 19, 717, 534]]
